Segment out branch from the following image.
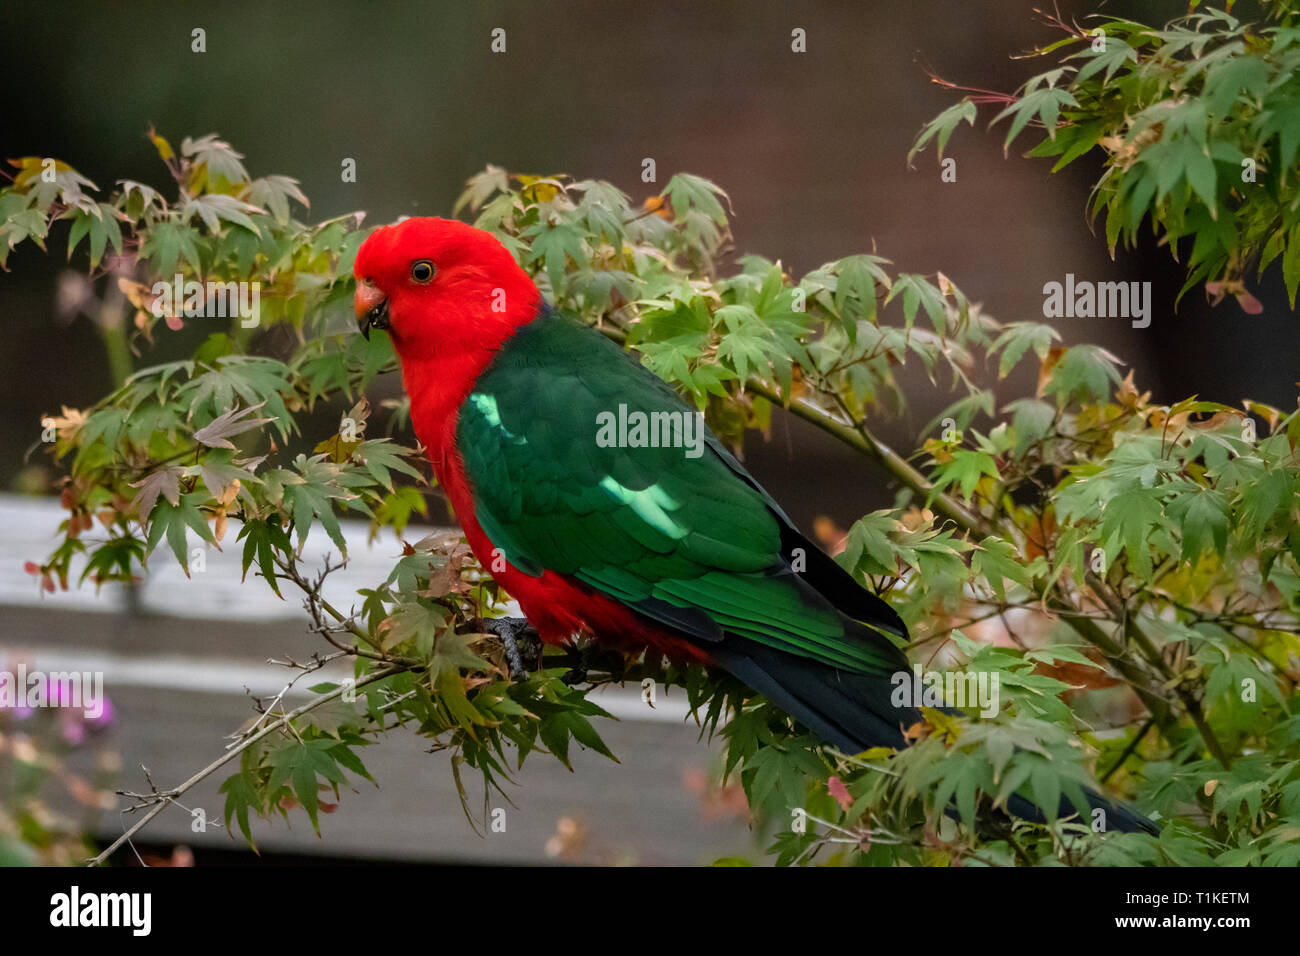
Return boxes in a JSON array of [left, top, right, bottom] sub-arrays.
[[739, 352, 1232, 765], [88, 548, 426, 865], [747, 380, 994, 536], [86, 663, 408, 866], [272, 551, 416, 665], [1124, 614, 1233, 770]]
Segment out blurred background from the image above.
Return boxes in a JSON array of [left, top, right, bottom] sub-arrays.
[[0, 0, 1295, 865]]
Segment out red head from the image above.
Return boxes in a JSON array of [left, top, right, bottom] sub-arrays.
[[353, 217, 540, 362]]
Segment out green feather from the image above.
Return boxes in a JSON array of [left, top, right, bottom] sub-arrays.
[[456, 308, 905, 677]]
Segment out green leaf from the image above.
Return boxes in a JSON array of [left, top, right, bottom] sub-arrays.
[[141, 221, 203, 277], [352, 439, 422, 490], [268, 739, 349, 834], [931, 449, 1000, 502], [219, 761, 262, 850], [837, 510, 902, 578], [1167, 488, 1229, 562], [380, 600, 450, 655], [991, 323, 1059, 379], [526, 222, 587, 291], [144, 491, 217, 575], [908, 97, 977, 164], [662, 173, 729, 225], [1042, 346, 1124, 405], [972, 536, 1032, 602], [1099, 486, 1165, 579], [236, 517, 290, 598]]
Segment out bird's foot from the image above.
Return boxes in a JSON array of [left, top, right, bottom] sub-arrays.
[[561, 655, 587, 686], [561, 643, 626, 686], [472, 616, 540, 681]]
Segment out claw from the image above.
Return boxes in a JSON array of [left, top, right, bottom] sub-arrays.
[[560, 643, 625, 686], [474, 616, 539, 681]]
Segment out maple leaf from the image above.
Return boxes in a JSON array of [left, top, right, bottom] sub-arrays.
[[43, 405, 87, 440], [129, 465, 182, 519], [414, 531, 477, 597], [194, 401, 274, 450]]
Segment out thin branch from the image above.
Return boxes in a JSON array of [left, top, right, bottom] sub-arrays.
[[86, 663, 407, 866], [233, 650, 348, 747], [87, 546, 427, 864], [1100, 715, 1158, 784], [272, 551, 414, 664]]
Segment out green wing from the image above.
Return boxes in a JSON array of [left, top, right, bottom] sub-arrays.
[[455, 310, 905, 677]]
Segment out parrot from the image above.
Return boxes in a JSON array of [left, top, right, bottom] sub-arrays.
[[353, 216, 1157, 835]]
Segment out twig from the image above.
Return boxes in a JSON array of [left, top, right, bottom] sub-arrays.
[[272, 551, 414, 664], [1100, 715, 1157, 784], [87, 547, 428, 865], [86, 664, 407, 866], [234, 650, 348, 746]]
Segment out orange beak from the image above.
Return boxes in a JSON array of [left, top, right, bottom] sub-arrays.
[[354, 280, 389, 339]]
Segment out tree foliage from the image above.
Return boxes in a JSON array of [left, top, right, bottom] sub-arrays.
[[5, 14, 1300, 862], [912, 0, 1300, 310]]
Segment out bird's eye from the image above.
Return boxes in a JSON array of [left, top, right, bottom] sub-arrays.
[[410, 260, 435, 283]]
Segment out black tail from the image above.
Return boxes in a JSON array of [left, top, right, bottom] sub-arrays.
[[711, 637, 915, 751], [1005, 791, 1160, 836], [710, 640, 1158, 835]]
